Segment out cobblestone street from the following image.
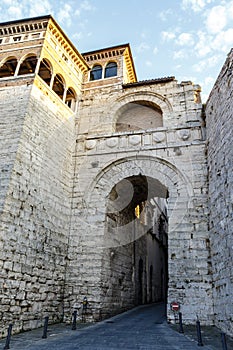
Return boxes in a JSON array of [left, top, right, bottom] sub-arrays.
[[1, 303, 232, 350]]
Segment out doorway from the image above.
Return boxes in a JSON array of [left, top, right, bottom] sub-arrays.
[[103, 175, 168, 313]]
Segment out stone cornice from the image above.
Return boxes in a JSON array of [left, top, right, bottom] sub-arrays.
[[0, 16, 50, 36], [47, 18, 88, 74], [82, 43, 137, 82], [124, 46, 137, 83]]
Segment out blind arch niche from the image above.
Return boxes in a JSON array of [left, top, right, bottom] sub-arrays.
[[116, 100, 163, 132]]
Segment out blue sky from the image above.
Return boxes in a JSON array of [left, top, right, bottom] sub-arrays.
[[1, 0, 233, 102]]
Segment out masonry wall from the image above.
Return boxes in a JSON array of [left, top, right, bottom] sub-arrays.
[[0, 79, 75, 336], [205, 49, 233, 336], [66, 78, 214, 325], [0, 81, 31, 214]]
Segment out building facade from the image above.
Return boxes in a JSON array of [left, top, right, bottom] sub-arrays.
[[0, 16, 232, 337]]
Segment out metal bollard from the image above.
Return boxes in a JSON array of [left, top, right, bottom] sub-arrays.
[[178, 312, 184, 333], [196, 319, 203, 346], [221, 332, 228, 350], [4, 324, 13, 350], [72, 310, 77, 330], [42, 316, 49, 339]]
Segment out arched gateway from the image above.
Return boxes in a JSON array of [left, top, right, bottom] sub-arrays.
[[89, 156, 192, 317], [1, 15, 231, 338], [68, 154, 212, 323]]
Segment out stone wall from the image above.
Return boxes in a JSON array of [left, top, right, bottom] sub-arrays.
[[65, 78, 214, 325], [0, 79, 75, 336], [205, 49, 233, 336], [0, 82, 31, 214]]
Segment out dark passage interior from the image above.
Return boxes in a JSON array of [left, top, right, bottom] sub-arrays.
[[101, 175, 168, 318]]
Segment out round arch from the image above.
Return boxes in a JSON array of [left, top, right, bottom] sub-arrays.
[[116, 100, 163, 132], [0, 56, 18, 78], [38, 58, 53, 86], [110, 91, 173, 131], [90, 64, 103, 81], [52, 73, 66, 100], [82, 155, 193, 243], [65, 87, 77, 111], [18, 53, 38, 75], [104, 61, 117, 78], [76, 155, 193, 315]]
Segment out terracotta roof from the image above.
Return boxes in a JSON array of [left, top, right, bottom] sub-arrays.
[[123, 76, 175, 88]]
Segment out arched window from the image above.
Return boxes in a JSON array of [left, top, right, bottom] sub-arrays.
[[0, 57, 18, 78], [52, 74, 65, 100], [104, 62, 117, 78], [38, 58, 52, 86], [18, 55, 37, 75], [90, 64, 102, 81], [116, 101, 163, 132], [65, 87, 77, 111]]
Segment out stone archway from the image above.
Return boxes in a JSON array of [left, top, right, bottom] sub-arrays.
[[110, 91, 173, 132], [85, 155, 193, 235], [75, 155, 194, 320]]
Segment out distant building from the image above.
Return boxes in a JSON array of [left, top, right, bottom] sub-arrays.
[[0, 15, 232, 337]]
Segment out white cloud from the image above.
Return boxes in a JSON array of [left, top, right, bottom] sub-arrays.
[[153, 47, 158, 55], [193, 55, 221, 72], [161, 31, 176, 42], [200, 76, 216, 102], [7, 5, 22, 18], [135, 42, 150, 53], [80, 0, 95, 11], [206, 5, 227, 34], [194, 31, 212, 57], [2, 0, 15, 5], [204, 76, 215, 85], [29, 1, 52, 17], [146, 61, 152, 67], [176, 33, 194, 46], [211, 28, 233, 52], [72, 32, 83, 41], [158, 9, 172, 21], [140, 32, 147, 39], [173, 50, 187, 60], [193, 60, 207, 73], [181, 0, 215, 12], [228, 1, 233, 18], [75, 9, 81, 16], [0, 0, 53, 21], [181, 0, 206, 12], [57, 3, 72, 26]]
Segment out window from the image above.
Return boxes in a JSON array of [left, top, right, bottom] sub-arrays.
[[104, 62, 117, 78], [38, 58, 52, 86], [90, 64, 102, 81], [13, 36, 21, 42], [31, 33, 40, 39], [0, 57, 18, 78], [65, 87, 76, 111], [18, 55, 37, 75], [52, 74, 65, 100]]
